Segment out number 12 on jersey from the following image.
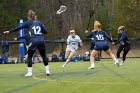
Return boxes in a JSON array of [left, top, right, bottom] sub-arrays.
[[32, 26, 42, 35]]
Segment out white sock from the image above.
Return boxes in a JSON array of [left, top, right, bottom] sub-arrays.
[[122, 61, 125, 63], [28, 67, 32, 73], [62, 62, 67, 67], [45, 65, 49, 71], [113, 58, 118, 63], [117, 58, 119, 62], [91, 62, 95, 67], [62, 58, 70, 67]]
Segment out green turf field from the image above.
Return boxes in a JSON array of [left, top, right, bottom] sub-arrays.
[[0, 59, 140, 93]]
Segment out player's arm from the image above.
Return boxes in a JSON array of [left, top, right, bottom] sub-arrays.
[[114, 34, 126, 45], [104, 31, 112, 42], [79, 41, 83, 47], [66, 37, 70, 45], [78, 41, 83, 50], [85, 30, 92, 38], [78, 37, 83, 48], [112, 38, 118, 42], [41, 24, 47, 34], [3, 21, 29, 34], [16, 34, 29, 40], [112, 35, 120, 43]]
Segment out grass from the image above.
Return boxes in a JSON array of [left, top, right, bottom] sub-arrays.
[[0, 59, 140, 93]]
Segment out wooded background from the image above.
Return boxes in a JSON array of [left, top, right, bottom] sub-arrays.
[[0, 0, 139, 40]]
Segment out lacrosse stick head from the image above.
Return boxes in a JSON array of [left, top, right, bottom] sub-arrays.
[[56, 5, 67, 14]]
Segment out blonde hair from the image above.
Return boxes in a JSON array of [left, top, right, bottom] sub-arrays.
[[118, 26, 125, 31], [28, 10, 36, 20], [93, 21, 102, 32]]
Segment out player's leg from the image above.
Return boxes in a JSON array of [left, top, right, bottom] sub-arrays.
[[61, 50, 70, 67], [24, 45, 29, 60], [38, 42, 50, 75], [88, 50, 98, 69], [120, 46, 130, 65], [25, 42, 37, 76], [65, 51, 75, 65], [116, 45, 123, 62], [23, 45, 29, 63], [65, 50, 70, 59], [105, 49, 119, 67], [62, 50, 74, 67], [25, 49, 35, 76]]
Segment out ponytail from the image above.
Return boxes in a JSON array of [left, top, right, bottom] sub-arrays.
[[28, 10, 36, 20]]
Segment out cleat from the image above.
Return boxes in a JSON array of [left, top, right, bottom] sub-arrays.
[[62, 65, 65, 68], [119, 62, 124, 66], [46, 70, 51, 76], [62, 67, 65, 72], [114, 62, 118, 65], [25, 72, 32, 77], [116, 62, 120, 67], [88, 66, 95, 69]]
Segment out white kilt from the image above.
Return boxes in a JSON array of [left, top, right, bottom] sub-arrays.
[[66, 45, 77, 53]]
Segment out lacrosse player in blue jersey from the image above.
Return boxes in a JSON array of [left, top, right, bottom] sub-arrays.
[[85, 21, 119, 69], [4, 10, 50, 76], [113, 26, 130, 65]]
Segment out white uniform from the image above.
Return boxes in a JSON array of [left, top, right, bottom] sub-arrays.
[[66, 35, 82, 53]]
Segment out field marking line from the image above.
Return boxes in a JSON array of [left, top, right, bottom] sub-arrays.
[[32, 73, 131, 85]]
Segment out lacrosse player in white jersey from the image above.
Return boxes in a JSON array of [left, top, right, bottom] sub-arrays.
[[62, 29, 83, 68]]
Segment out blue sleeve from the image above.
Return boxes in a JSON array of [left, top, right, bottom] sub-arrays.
[[113, 34, 121, 42], [112, 38, 117, 42], [115, 34, 126, 45], [17, 36, 26, 40], [86, 32, 92, 38], [9, 21, 29, 33], [103, 31, 112, 42], [17, 34, 29, 40], [41, 24, 47, 34]]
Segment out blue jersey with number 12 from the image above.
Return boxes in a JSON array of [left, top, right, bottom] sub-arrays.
[[9, 19, 47, 42]]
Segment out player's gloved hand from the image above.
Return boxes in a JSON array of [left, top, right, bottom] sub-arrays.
[[14, 38, 17, 40], [3, 31, 10, 34], [85, 30, 89, 33], [112, 42, 115, 46]]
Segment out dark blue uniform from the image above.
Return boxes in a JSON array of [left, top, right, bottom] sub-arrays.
[[90, 38, 95, 50], [86, 31, 112, 51], [9, 19, 48, 67], [10, 19, 47, 44], [17, 34, 30, 46], [114, 32, 130, 61], [114, 32, 130, 46], [17, 34, 30, 53]]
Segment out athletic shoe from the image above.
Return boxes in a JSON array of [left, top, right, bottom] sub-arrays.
[[46, 70, 51, 76], [116, 62, 120, 67], [62, 65, 65, 68], [25, 72, 32, 77], [114, 61, 118, 65], [119, 61, 124, 66], [88, 65, 95, 69]]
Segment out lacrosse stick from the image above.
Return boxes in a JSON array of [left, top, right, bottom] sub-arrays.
[[44, 5, 67, 25], [86, 10, 95, 30]]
